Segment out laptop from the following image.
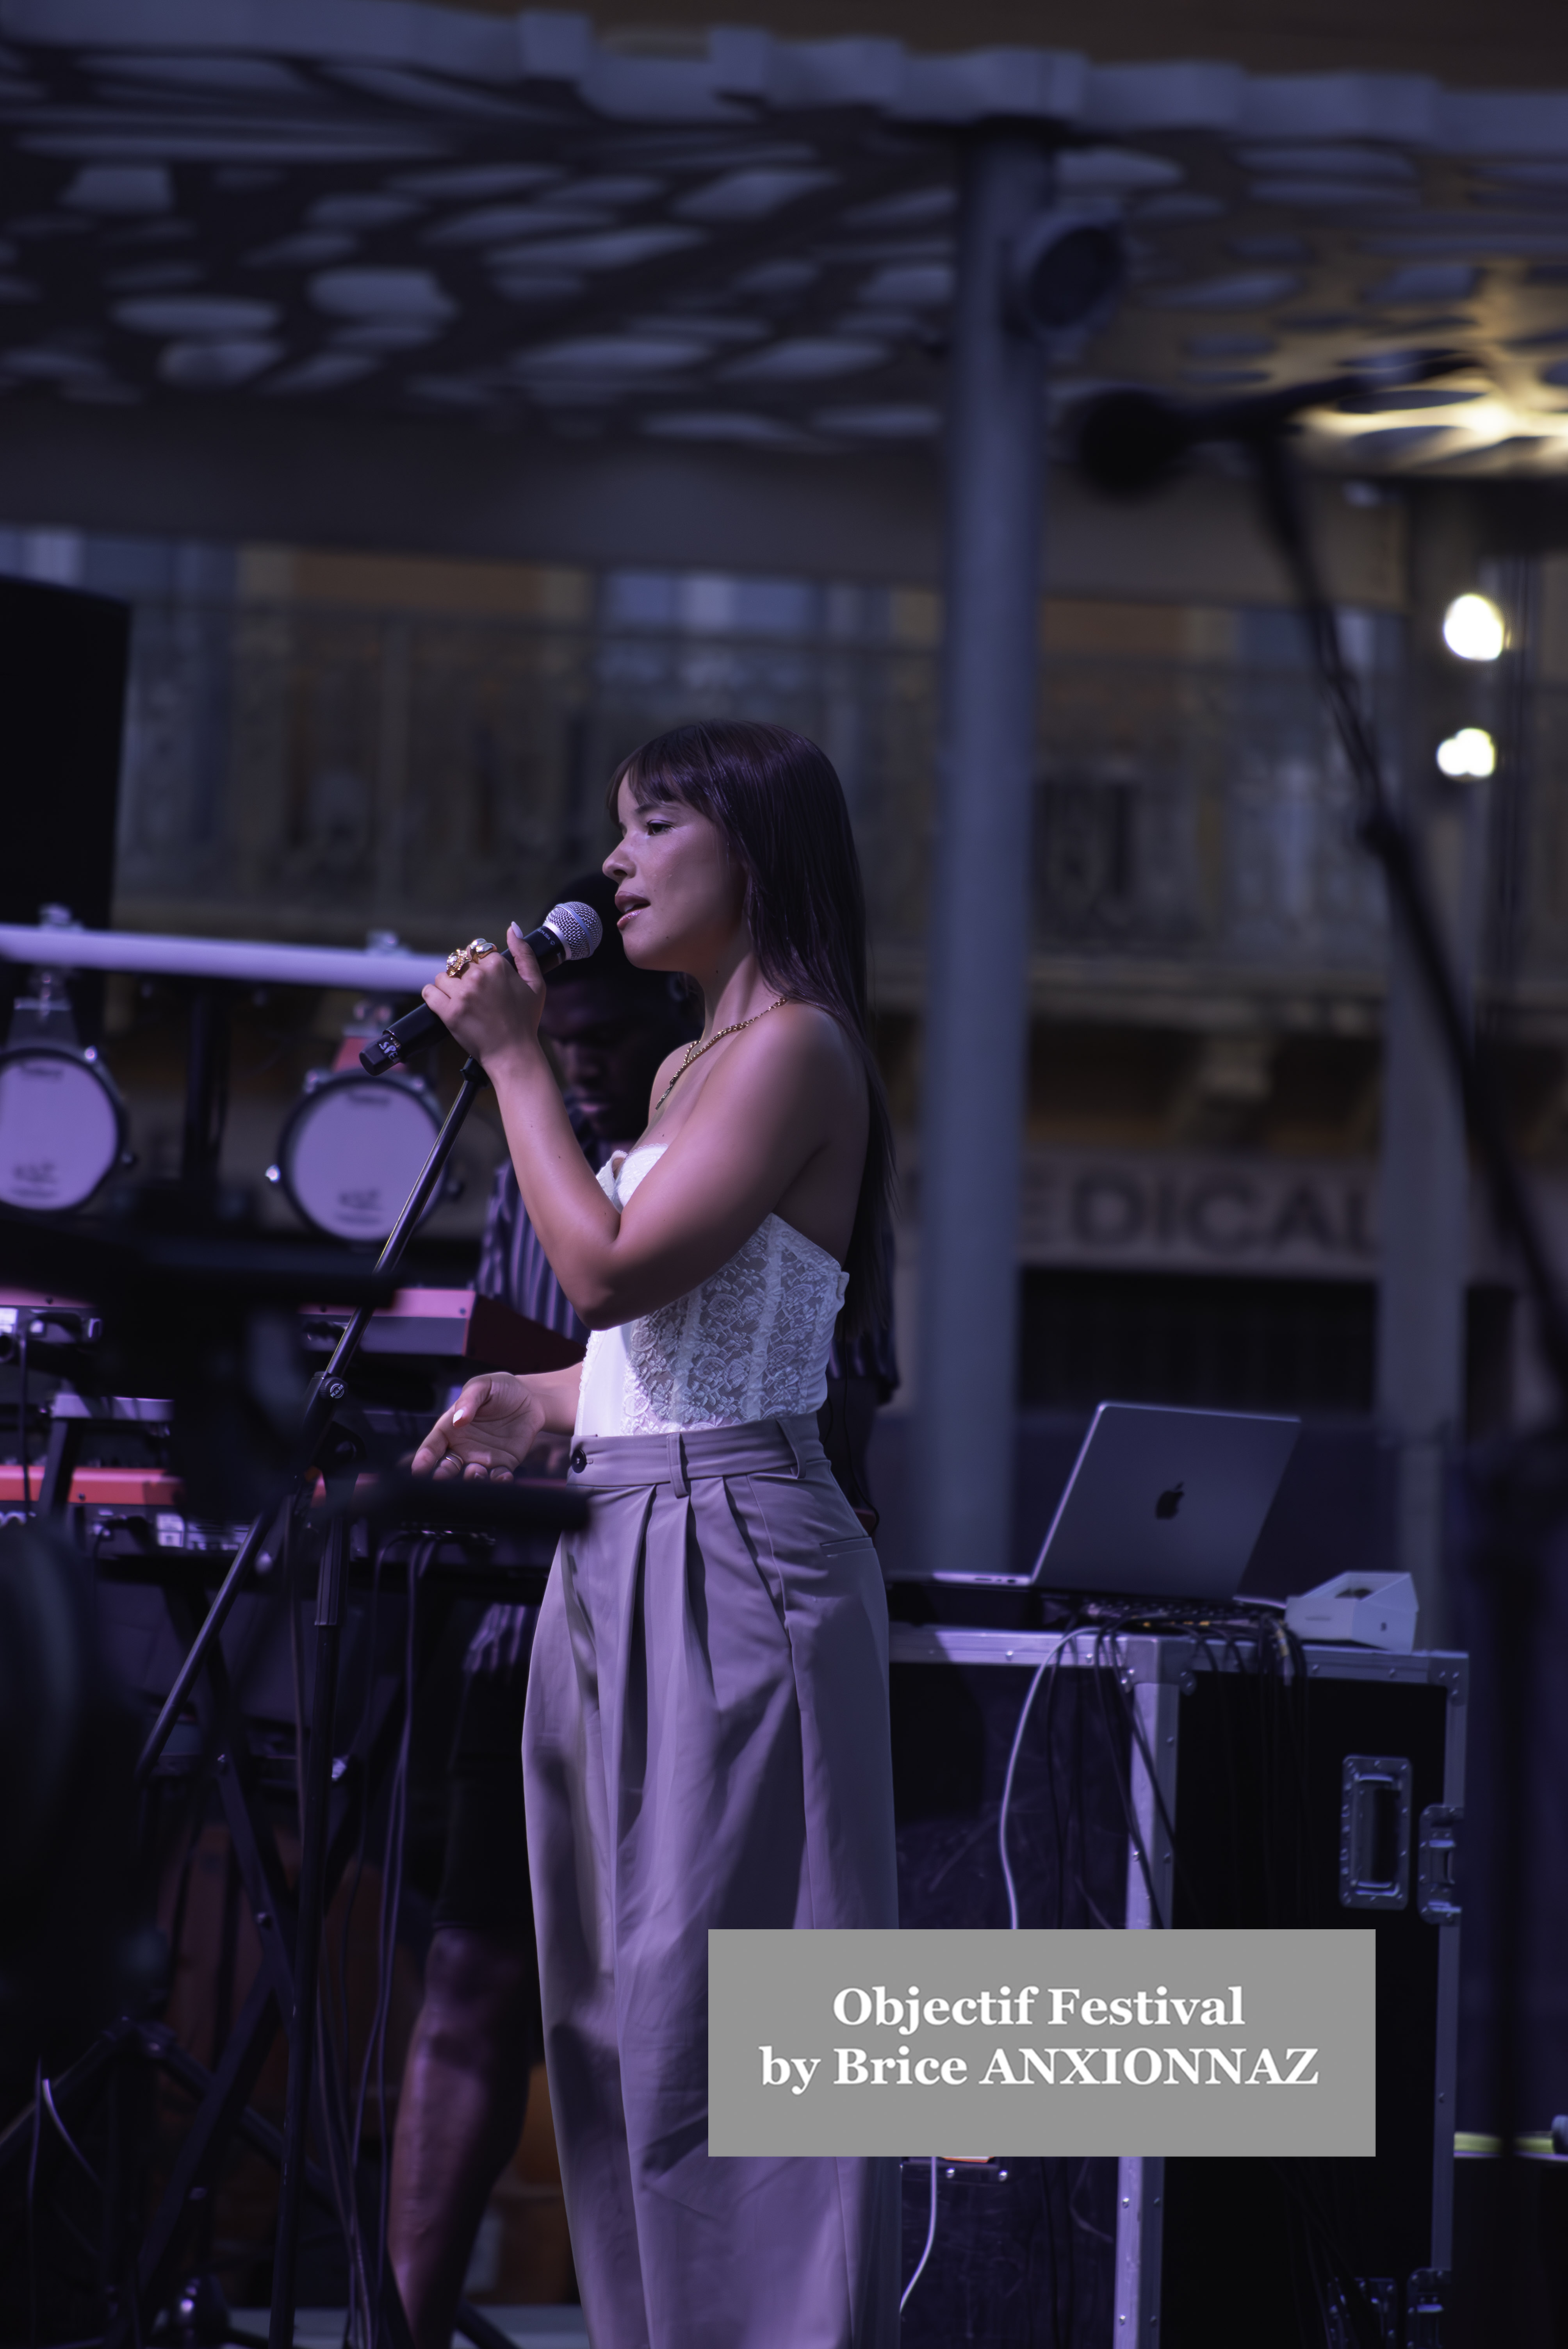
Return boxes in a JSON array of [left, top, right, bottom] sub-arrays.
[[939, 1401, 1300, 1597]]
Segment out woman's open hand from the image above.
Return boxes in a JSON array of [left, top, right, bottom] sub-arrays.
[[411, 1372, 548, 1480], [419, 925, 545, 1069]]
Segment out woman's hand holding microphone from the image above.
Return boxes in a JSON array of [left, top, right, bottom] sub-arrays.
[[417, 922, 546, 1073], [408, 907, 601, 1480]]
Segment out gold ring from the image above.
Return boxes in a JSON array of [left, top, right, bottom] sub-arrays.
[[445, 935, 498, 979]]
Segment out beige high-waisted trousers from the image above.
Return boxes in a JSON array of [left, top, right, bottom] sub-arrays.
[[522, 1413, 900, 2349]]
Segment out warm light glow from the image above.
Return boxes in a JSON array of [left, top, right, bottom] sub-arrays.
[[1436, 727, 1497, 779], [1303, 385, 1568, 476], [1442, 593, 1506, 663]]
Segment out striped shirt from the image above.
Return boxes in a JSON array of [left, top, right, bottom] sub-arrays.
[[465, 1125, 613, 1682]]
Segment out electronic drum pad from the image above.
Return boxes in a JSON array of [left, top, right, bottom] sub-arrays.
[[0, 1044, 128, 1211], [270, 1068, 444, 1243]]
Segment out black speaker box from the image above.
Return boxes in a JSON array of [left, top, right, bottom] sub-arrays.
[[891, 1625, 1465, 2347], [0, 574, 130, 1043]]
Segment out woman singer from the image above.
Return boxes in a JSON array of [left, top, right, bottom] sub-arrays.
[[411, 721, 900, 2348]]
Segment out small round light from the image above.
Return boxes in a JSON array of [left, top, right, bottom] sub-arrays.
[[1441, 593, 1506, 662], [1436, 727, 1496, 779]]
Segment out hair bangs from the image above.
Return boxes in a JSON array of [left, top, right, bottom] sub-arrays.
[[610, 739, 714, 820]]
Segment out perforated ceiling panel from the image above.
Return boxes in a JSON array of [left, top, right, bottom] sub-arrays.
[[5, 2, 1568, 474]]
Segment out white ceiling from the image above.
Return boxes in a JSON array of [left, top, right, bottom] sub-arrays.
[[6, 2, 1568, 474]]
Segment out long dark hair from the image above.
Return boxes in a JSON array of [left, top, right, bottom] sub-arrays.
[[608, 720, 894, 1343]]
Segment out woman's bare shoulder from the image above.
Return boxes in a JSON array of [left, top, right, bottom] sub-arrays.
[[684, 997, 861, 1130], [750, 997, 862, 1082]]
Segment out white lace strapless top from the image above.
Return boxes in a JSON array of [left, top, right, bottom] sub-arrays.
[[573, 1144, 849, 1439]]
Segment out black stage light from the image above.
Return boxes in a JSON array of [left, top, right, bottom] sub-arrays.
[[0, 577, 128, 937], [1008, 216, 1124, 339], [1077, 385, 1191, 494]]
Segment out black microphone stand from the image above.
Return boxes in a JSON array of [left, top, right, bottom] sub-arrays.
[[129, 1051, 492, 2349], [135, 1057, 490, 1787], [1243, 431, 1568, 2343]]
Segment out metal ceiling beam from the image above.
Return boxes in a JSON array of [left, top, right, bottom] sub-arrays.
[[0, 401, 1424, 601]]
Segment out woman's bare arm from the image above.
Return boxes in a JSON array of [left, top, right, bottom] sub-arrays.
[[419, 944, 864, 1330]]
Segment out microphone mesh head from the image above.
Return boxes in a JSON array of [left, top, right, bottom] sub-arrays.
[[542, 900, 603, 962]]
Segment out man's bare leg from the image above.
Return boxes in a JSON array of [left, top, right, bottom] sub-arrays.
[[388, 1925, 537, 2349]]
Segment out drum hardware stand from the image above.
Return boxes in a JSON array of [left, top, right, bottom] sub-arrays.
[[5, 1497, 565, 2349], [8, 1052, 567, 2344], [135, 1056, 492, 1787], [0, 1517, 473, 2348], [6, 956, 83, 1050], [0, 1058, 497, 2343], [32, 1529, 457, 2349], [4, 2012, 362, 2349], [267, 1489, 354, 2349]]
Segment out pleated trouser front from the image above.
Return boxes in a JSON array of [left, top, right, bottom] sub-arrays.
[[521, 1414, 900, 2349]]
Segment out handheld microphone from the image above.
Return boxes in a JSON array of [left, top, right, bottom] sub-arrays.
[[358, 900, 604, 1074]]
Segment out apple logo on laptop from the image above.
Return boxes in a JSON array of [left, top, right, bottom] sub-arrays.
[[1155, 1481, 1184, 1521]]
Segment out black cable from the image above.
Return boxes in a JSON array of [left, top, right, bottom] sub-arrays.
[[1112, 1644, 1203, 1929], [1198, 1622, 1379, 2344], [899, 2156, 938, 2315], [26, 2058, 41, 2349], [1000, 1654, 1052, 1928], [1263, 1624, 1316, 1927], [343, 1527, 415, 2348], [1068, 2156, 1113, 2249], [1220, 1627, 1272, 1925], [1063, 1634, 1117, 1932], [285, 1504, 368, 2334], [374, 1540, 423, 2314], [1060, 2155, 1077, 2349], [1251, 431, 1568, 1397], [339, 1532, 391, 2159], [40, 2080, 99, 2189], [1040, 2153, 1062, 2349], [1059, 1639, 1079, 1927], [1039, 1633, 1085, 1927], [287, 1506, 308, 1851], [17, 1326, 29, 1521], [345, 1531, 427, 2344], [1089, 1623, 1167, 1931], [1105, 1599, 1388, 2342]]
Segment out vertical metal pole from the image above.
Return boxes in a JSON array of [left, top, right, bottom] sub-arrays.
[[917, 129, 1051, 1580], [1376, 489, 1489, 1648], [182, 981, 230, 1186]]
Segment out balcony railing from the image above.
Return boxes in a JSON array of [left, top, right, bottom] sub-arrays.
[[108, 583, 1558, 1004]]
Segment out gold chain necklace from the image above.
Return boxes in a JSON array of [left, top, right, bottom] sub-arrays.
[[651, 996, 791, 1122]]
